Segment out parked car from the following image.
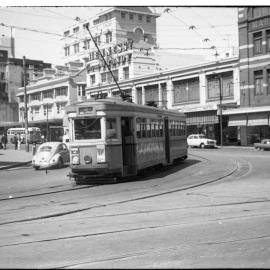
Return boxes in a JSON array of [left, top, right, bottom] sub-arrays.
[[32, 142, 70, 170], [254, 139, 270, 151], [187, 134, 217, 148]]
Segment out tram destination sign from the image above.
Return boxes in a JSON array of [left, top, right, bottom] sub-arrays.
[[78, 107, 94, 115]]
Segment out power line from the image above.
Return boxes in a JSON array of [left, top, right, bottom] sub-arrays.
[[0, 22, 63, 37]]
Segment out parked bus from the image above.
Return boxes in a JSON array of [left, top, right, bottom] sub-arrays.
[[7, 127, 42, 144], [65, 97, 188, 184]]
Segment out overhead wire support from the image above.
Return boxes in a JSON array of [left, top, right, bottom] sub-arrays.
[[85, 24, 127, 101]]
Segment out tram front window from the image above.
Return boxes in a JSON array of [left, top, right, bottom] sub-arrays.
[[74, 118, 101, 140], [106, 118, 117, 139]]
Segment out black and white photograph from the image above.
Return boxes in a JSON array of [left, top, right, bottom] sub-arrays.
[[0, 0, 270, 268]]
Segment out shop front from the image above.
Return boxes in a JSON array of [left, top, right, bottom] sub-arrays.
[[227, 111, 270, 145]]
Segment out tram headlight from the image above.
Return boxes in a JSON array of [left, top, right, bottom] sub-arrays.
[[72, 155, 80, 165], [71, 148, 80, 165], [96, 145, 106, 163]]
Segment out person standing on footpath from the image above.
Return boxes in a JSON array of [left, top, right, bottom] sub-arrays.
[[1, 133, 7, 150], [14, 134, 18, 150], [17, 134, 21, 150]]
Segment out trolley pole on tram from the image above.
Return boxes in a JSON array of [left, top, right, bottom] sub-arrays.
[[23, 56, 29, 152]]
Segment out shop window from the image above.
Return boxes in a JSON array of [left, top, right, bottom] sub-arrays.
[[254, 70, 264, 95], [253, 32, 262, 55]]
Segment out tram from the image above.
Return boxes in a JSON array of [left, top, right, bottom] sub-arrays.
[[65, 97, 187, 183]]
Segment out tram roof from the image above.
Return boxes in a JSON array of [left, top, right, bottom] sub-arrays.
[[66, 97, 185, 117]]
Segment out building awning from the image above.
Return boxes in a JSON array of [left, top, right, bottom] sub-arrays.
[[186, 111, 219, 125], [228, 114, 247, 126], [248, 113, 269, 126]]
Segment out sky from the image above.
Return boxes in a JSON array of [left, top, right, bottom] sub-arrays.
[[0, 1, 244, 66]]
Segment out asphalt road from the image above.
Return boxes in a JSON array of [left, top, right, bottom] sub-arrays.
[[0, 148, 269, 268]]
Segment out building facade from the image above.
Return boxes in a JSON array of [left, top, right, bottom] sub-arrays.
[[0, 48, 51, 132], [16, 62, 86, 141], [223, 7, 270, 145]]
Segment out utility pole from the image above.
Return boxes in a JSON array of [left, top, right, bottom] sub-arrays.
[[218, 75, 223, 147], [23, 56, 29, 152], [46, 103, 49, 142]]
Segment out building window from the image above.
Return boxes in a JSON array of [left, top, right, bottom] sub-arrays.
[[101, 73, 107, 83], [43, 104, 53, 116], [83, 23, 89, 30], [267, 30, 270, 53], [90, 74, 96, 85], [267, 70, 270, 95], [93, 19, 100, 25], [31, 93, 40, 101], [138, 15, 143, 21], [252, 7, 270, 18], [43, 90, 53, 99], [121, 12, 126, 19], [33, 106, 40, 115], [73, 43, 80, 54], [55, 87, 67, 96], [129, 13, 134, 20], [73, 26, 79, 33], [123, 67, 129, 80], [77, 85, 86, 97], [64, 30, 70, 36], [146, 16, 151, 23], [93, 36, 101, 46], [0, 72, 5, 80], [83, 39, 90, 50], [253, 32, 262, 55], [173, 78, 200, 103], [57, 102, 67, 114], [254, 70, 264, 95], [105, 31, 112, 43]]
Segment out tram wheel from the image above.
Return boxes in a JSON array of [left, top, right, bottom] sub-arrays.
[[200, 143, 205, 149]]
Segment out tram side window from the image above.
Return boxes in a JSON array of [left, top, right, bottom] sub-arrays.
[[74, 118, 101, 140], [106, 118, 117, 139]]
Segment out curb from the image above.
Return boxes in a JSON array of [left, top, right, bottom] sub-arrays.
[[0, 161, 32, 171]]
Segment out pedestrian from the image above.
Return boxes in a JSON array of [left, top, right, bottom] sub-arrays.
[[14, 134, 18, 150], [1, 133, 7, 150], [18, 134, 21, 150]]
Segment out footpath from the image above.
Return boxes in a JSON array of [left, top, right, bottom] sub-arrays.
[[0, 144, 34, 170]]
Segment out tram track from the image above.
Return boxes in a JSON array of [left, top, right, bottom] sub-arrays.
[[0, 154, 249, 226]]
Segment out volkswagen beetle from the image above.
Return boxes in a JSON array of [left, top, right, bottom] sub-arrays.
[[32, 142, 70, 170]]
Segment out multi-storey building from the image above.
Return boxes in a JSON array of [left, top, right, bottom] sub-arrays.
[[0, 48, 51, 133], [16, 61, 86, 141], [223, 7, 270, 145], [62, 6, 161, 96]]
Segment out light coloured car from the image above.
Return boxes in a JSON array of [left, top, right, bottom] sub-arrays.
[[32, 142, 70, 170], [187, 134, 217, 148], [254, 139, 270, 151]]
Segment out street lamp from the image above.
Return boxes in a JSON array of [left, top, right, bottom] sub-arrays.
[[23, 56, 29, 152], [217, 75, 223, 147]]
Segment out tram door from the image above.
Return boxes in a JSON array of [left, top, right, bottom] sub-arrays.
[[164, 118, 170, 163], [121, 117, 136, 175]]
